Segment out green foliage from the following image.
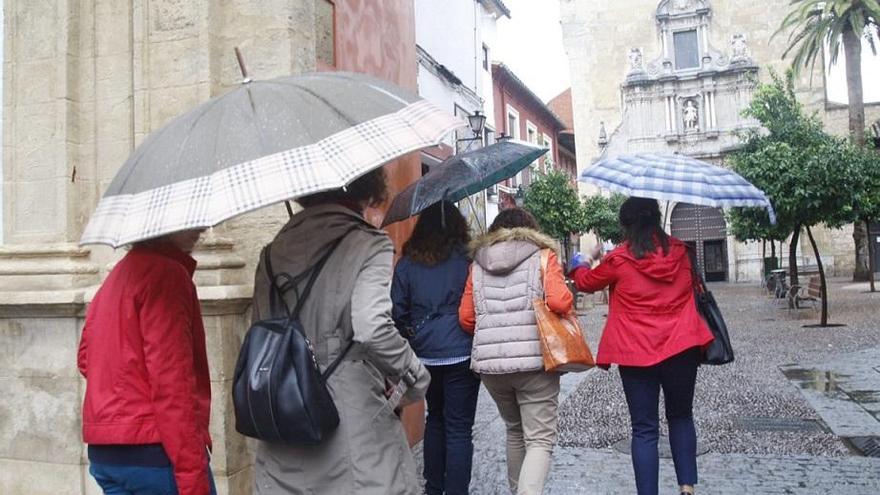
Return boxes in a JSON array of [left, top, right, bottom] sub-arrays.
[[731, 69, 876, 324], [728, 71, 864, 240], [740, 71, 823, 143], [776, 0, 880, 75], [727, 205, 791, 244], [582, 193, 627, 244], [853, 147, 880, 221], [522, 170, 588, 242]]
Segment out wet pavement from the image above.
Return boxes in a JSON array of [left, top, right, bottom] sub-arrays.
[[414, 279, 880, 493], [780, 347, 880, 438]]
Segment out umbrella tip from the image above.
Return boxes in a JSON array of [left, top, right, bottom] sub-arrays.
[[234, 47, 251, 84]]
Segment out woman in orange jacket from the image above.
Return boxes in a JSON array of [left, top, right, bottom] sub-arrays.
[[458, 208, 572, 495]]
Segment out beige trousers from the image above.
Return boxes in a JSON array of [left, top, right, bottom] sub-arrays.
[[481, 371, 561, 495]]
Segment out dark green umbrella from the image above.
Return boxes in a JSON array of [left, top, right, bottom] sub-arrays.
[[382, 140, 547, 227]]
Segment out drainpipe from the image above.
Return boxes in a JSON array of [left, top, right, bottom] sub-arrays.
[[474, 1, 479, 96]]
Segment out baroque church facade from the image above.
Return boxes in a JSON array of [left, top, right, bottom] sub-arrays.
[[560, 0, 880, 282]]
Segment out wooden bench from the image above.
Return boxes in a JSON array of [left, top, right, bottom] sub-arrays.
[[788, 276, 822, 311]]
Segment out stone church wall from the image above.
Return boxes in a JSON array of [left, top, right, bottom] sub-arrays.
[[560, 0, 880, 282]]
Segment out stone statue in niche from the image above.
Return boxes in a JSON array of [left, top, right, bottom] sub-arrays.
[[628, 48, 644, 73], [683, 100, 699, 131], [730, 34, 751, 63]]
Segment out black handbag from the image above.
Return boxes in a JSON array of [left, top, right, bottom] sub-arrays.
[[687, 250, 735, 365], [233, 231, 355, 444]]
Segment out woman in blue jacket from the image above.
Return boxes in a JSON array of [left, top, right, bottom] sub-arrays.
[[392, 200, 479, 495]]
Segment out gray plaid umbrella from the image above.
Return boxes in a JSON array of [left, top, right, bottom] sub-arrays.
[[80, 72, 464, 247], [381, 140, 547, 227]]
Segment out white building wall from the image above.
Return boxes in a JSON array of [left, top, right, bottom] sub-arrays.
[[415, 0, 502, 143], [0, 1, 4, 243], [481, 11, 498, 133], [416, 0, 482, 92]]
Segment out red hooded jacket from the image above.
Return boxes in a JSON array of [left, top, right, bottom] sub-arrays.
[[570, 237, 713, 367], [78, 242, 212, 495]]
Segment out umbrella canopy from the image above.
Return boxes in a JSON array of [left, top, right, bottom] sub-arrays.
[[381, 140, 547, 227], [80, 72, 464, 247], [579, 152, 776, 223]]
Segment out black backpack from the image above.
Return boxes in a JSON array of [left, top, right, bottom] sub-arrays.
[[233, 231, 354, 444]]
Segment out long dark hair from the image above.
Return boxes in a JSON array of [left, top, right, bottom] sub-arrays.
[[619, 197, 669, 259], [297, 167, 388, 209], [402, 201, 470, 265], [488, 207, 540, 232]]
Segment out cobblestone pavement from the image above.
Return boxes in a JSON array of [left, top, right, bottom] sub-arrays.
[[412, 280, 880, 493], [559, 279, 880, 457]]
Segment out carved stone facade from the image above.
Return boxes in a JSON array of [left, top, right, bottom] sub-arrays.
[[612, 0, 759, 159], [561, 0, 880, 282]]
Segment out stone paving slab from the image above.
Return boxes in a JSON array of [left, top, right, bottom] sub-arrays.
[[780, 347, 880, 437], [467, 441, 880, 494], [542, 448, 880, 495]]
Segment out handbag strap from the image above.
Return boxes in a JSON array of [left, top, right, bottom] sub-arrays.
[[685, 246, 707, 295], [538, 249, 550, 300]]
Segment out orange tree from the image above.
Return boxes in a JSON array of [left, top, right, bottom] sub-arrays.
[[729, 72, 864, 326], [777, 0, 880, 280]]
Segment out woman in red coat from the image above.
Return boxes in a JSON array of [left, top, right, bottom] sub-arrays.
[[569, 197, 713, 495], [78, 230, 215, 495]]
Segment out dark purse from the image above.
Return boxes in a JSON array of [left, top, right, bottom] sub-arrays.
[[687, 249, 735, 365], [232, 231, 355, 444]]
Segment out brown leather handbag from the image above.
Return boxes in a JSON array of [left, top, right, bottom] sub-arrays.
[[533, 249, 595, 372]]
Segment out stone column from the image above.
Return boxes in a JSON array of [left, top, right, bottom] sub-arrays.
[[0, 2, 102, 492], [0, 1, 317, 493], [0, 0, 103, 290]]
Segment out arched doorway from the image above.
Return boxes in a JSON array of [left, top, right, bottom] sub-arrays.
[[671, 204, 728, 282]]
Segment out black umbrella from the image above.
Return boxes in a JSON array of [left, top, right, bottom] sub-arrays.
[[382, 140, 547, 227]]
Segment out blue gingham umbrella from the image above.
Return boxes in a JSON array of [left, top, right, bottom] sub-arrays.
[[579, 153, 776, 223]]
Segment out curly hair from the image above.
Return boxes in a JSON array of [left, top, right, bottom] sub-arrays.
[[297, 167, 389, 209], [488, 207, 541, 233], [402, 201, 470, 265]]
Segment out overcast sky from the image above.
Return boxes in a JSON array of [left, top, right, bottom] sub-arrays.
[[493, 3, 879, 109], [825, 29, 880, 105], [493, 0, 571, 102]]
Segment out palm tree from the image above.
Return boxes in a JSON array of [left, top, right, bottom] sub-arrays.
[[776, 0, 880, 280]]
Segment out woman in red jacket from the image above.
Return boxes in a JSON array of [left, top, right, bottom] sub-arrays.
[[78, 229, 215, 495], [569, 197, 713, 495]]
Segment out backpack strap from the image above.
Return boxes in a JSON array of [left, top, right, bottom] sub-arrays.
[[263, 226, 361, 380], [322, 340, 355, 381], [290, 227, 358, 318]]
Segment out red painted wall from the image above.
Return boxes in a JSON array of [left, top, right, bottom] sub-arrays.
[[492, 68, 568, 185]]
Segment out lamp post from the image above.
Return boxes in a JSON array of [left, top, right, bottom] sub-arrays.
[[455, 110, 487, 153], [453, 110, 490, 232], [514, 185, 525, 207]]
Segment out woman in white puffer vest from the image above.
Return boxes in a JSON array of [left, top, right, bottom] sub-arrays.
[[458, 208, 573, 495]]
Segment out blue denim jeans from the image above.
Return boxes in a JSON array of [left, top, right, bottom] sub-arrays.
[[89, 462, 217, 495], [423, 360, 481, 495], [619, 347, 700, 495]]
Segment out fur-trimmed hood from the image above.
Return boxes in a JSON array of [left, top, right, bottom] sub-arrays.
[[469, 227, 560, 275]]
